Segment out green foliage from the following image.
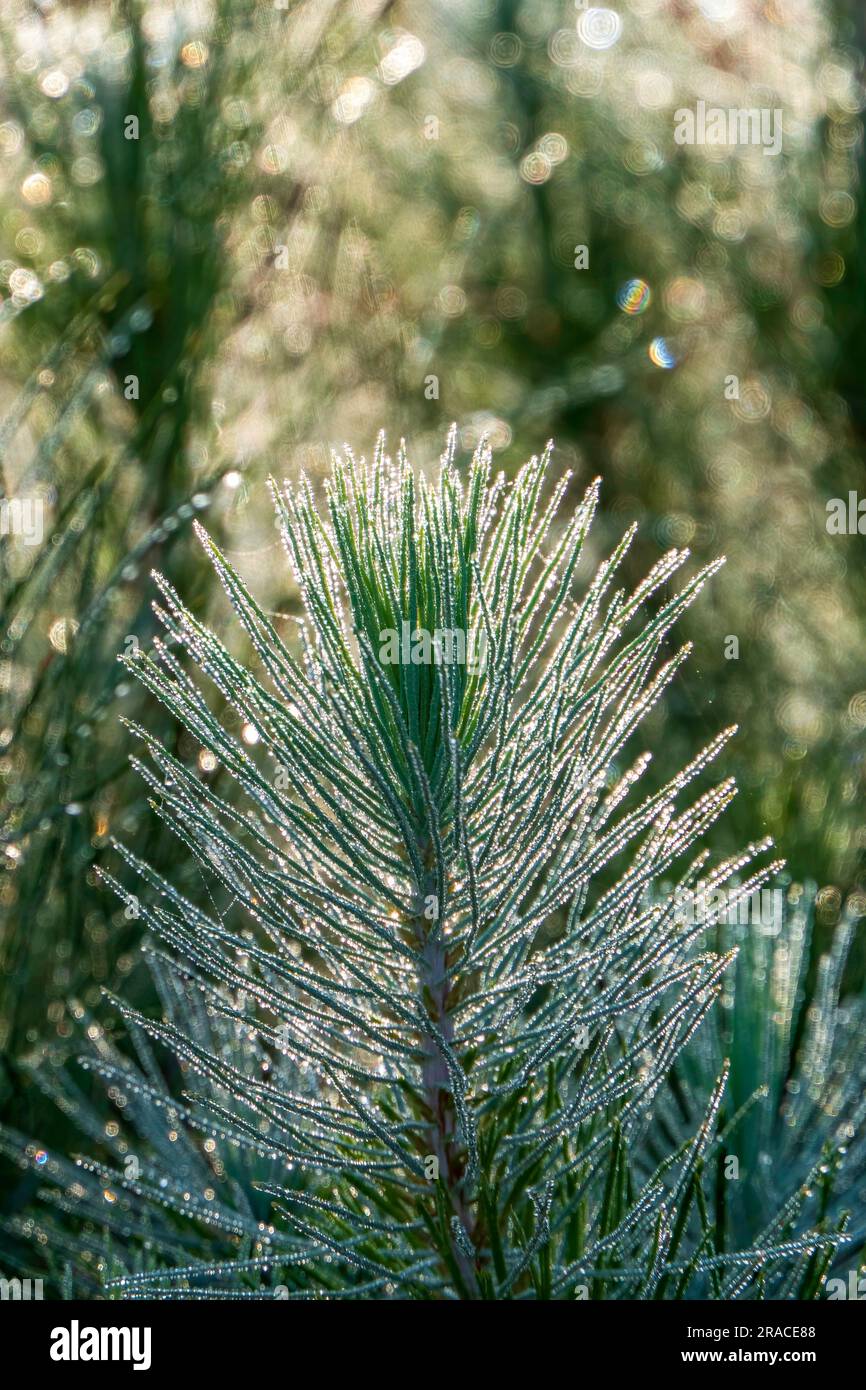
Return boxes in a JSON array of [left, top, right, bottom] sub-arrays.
[[1, 0, 865, 1304], [3, 0, 865, 1097], [3, 436, 853, 1298], [668, 885, 866, 1267], [0, 0, 257, 1061], [0, 0, 367, 1067]]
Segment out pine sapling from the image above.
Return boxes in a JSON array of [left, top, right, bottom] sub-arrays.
[[21, 430, 846, 1298]]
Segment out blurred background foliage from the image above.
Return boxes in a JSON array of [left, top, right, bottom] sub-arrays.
[[0, 0, 865, 1146]]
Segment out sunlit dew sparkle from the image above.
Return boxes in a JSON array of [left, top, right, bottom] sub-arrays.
[[577, 8, 623, 51], [40, 68, 69, 99], [49, 618, 79, 653], [180, 41, 209, 68], [616, 278, 651, 315], [9, 267, 43, 303], [649, 336, 677, 369], [379, 33, 425, 86], [520, 151, 552, 185], [697, 0, 739, 19], [332, 76, 375, 126]]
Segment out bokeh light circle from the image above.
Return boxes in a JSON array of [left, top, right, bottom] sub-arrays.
[[649, 337, 676, 369], [490, 32, 522, 67], [616, 278, 651, 315], [577, 8, 623, 51]]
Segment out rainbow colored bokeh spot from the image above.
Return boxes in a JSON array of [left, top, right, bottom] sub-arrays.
[[616, 278, 652, 315], [649, 336, 677, 369]]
